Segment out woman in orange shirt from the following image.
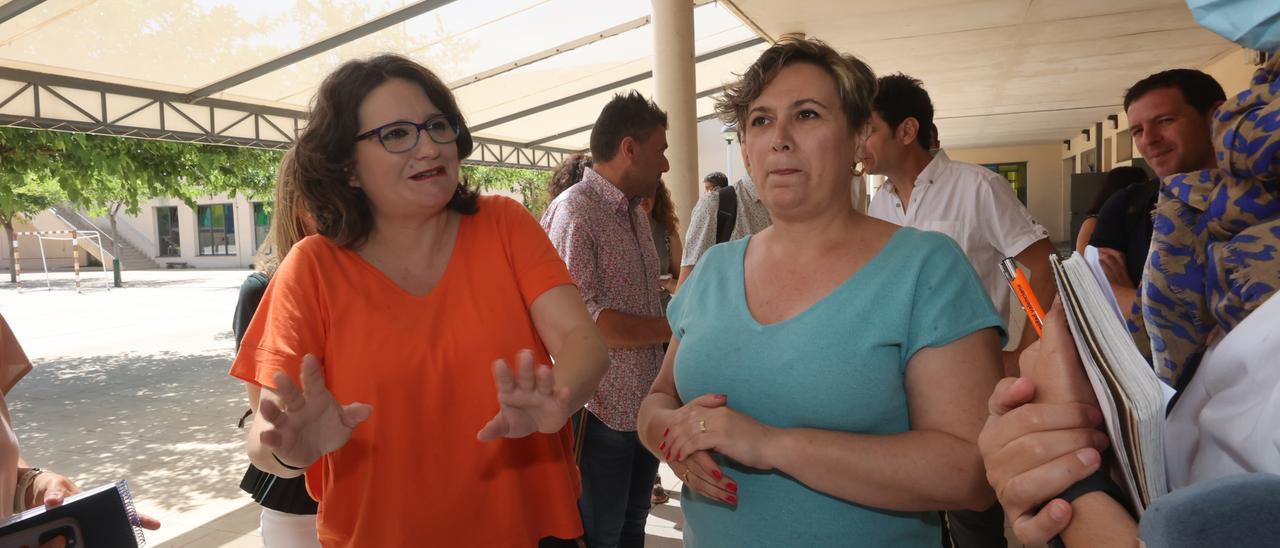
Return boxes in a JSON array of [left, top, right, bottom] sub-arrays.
[[229, 54, 608, 547]]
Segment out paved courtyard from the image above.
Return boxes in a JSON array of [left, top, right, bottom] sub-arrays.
[[0, 269, 685, 547]]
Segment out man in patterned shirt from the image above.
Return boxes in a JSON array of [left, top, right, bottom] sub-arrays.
[[678, 174, 772, 286], [541, 91, 671, 548]]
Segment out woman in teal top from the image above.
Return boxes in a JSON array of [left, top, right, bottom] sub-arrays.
[[637, 38, 1006, 547]]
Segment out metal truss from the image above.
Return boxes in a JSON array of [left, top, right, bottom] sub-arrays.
[[469, 138, 573, 170], [0, 67, 574, 169]]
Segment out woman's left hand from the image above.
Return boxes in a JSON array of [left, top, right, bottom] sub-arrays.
[[477, 350, 573, 441], [29, 470, 78, 508], [664, 395, 777, 470], [32, 471, 162, 530]]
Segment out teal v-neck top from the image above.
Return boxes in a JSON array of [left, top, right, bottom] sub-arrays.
[[668, 227, 1004, 548]]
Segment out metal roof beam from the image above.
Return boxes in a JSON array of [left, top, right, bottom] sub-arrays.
[[469, 37, 765, 133], [522, 85, 730, 147], [184, 0, 457, 102], [0, 0, 44, 26], [0, 67, 307, 119]]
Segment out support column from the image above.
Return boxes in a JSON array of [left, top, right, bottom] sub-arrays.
[[651, 0, 698, 235]]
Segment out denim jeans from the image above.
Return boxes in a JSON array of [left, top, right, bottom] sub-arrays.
[[576, 411, 660, 548], [1139, 473, 1280, 547]]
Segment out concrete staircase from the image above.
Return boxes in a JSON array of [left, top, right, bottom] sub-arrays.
[[48, 205, 162, 271]]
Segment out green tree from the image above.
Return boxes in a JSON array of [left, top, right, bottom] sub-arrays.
[[58, 134, 281, 273], [1, 127, 282, 283], [0, 128, 69, 282], [462, 165, 550, 217]]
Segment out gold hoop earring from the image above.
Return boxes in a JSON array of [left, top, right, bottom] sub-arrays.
[[851, 162, 865, 177]]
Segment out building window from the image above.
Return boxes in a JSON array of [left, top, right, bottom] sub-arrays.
[[156, 206, 180, 257], [981, 162, 1029, 206], [253, 202, 272, 251], [197, 204, 236, 256]]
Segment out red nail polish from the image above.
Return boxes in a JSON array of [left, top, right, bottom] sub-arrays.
[[659, 441, 666, 451], [664, 450, 670, 460], [663, 427, 669, 437], [711, 469, 722, 480], [726, 494, 737, 504], [726, 482, 738, 493]]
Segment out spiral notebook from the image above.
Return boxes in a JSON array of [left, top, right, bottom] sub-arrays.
[[1050, 252, 1167, 515], [0, 480, 146, 547]]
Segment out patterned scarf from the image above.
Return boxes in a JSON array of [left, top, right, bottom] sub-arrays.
[[1142, 54, 1280, 386]]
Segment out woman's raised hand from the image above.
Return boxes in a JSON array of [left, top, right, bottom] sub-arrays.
[[477, 350, 573, 441], [257, 354, 373, 469]]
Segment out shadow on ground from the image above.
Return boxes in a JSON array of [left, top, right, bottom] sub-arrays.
[[9, 349, 247, 515]]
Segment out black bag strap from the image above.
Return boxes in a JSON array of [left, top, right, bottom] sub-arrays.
[[715, 186, 738, 244]]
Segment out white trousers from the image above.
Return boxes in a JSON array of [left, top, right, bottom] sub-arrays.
[[260, 507, 321, 548]]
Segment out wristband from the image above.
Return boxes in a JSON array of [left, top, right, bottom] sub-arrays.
[[272, 453, 307, 471], [1046, 469, 1129, 548], [13, 467, 43, 511]]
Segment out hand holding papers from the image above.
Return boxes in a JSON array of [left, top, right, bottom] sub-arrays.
[[1050, 252, 1167, 515]]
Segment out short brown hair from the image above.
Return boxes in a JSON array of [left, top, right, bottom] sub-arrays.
[[295, 54, 478, 249], [715, 37, 876, 139]]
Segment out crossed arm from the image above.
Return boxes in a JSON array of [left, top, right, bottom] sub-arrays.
[[637, 328, 1003, 511]]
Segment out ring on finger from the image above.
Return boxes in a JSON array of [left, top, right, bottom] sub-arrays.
[[698, 419, 707, 433], [683, 469, 691, 483]]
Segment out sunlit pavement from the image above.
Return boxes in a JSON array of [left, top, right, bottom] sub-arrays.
[[0, 269, 686, 547]]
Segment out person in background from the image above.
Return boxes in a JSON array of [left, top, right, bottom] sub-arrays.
[[229, 54, 608, 547], [1088, 69, 1225, 329], [639, 179, 682, 507], [547, 152, 593, 204], [541, 90, 671, 548], [702, 171, 728, 194], [232, 149, 321, 548], [638, 37, 1004, 547], [980, 50, 1280, 548], [1074, 166, 1148, 255], [679, 172, 772, 289]]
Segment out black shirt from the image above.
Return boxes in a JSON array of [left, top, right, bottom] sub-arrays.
[[234, 272, 319, 515], [1089, 179, 1159, 285]]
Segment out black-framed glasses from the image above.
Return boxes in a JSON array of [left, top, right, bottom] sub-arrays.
[[355, 114, 461, 153]]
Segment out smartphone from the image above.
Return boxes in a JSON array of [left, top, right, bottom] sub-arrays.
[[0, 516, 84, 548]]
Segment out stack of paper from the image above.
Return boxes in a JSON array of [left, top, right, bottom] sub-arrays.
[[1050, 252, 1167, 515]]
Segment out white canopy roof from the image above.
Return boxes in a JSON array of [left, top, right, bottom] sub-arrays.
[[0, 0, 1238, 166]]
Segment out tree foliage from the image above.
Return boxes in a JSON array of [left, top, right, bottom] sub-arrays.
[[462, 165, 550, 217], [0, 126, 282, 281]]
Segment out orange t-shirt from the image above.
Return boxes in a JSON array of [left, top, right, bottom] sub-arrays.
[[229, 196, 583, 547]]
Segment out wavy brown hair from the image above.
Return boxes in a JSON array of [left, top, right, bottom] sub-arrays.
[[650, 180, 678, 234], [715, 37, 876, 141], [254, 148, 309, 276], [294, 54, 477, 249], [548, 152, 592, 201]]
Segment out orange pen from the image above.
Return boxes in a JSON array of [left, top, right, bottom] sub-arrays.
[[1001, 257, 1045, 338]]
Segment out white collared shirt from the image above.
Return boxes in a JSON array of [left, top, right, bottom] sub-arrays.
[[868, 150, 1050, 336], [1165, 293, 1280, 490]]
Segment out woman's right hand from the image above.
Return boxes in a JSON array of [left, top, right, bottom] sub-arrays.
[[660, 394, 739, 506], [670, 450, 738, 506], [257, 354, 373, 469]]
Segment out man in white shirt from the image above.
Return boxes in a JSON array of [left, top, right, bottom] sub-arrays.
[[863, 73, 1057, 548], [864, 74, 1056, 373]]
